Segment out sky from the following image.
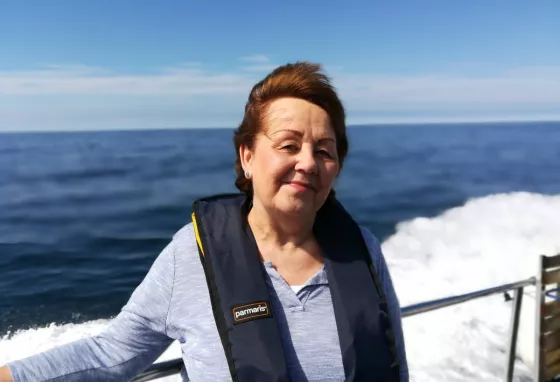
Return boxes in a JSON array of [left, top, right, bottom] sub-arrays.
[[1, 0, 559, 131]]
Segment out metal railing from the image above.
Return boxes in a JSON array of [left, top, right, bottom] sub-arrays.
[[132, 277, 537, 382]]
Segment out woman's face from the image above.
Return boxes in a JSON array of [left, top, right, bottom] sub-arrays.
[[241, 97, 340, 218]]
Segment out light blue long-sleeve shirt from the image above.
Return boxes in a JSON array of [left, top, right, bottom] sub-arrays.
[[8, 223, 409, 381]]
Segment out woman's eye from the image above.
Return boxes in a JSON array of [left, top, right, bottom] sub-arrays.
[[317, 150, 332, 158], [281, 145, 298, 151]]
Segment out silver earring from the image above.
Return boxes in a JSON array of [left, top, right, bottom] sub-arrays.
[[244, 171, 250, 179]]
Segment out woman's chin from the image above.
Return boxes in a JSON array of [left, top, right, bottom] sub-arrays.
[[275, 195, 316, 216]]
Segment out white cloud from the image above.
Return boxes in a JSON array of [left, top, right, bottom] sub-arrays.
[[0, 63, 559, 131], [238, 54, 271, 64], [0, 65, 256, 96], [238, 54, 278, 72], [331, 71, 560, 107], [2, 63, 559, 104]]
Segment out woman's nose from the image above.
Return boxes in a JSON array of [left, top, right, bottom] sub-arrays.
[[295, 147, 318, 174]]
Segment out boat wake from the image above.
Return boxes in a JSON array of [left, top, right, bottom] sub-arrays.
[[385, 191, 560, 381]]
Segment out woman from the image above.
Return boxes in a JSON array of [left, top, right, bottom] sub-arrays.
[[1, 62, 408, 381]]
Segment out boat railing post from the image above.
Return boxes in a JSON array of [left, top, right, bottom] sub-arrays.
[[534, 255, 544, 382], [505, 286, 524, 382]]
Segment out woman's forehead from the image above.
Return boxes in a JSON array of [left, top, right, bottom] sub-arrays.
[[262, 100, 334, 139]]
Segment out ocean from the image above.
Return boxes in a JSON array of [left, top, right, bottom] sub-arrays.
[[2, 122, 560, 381]]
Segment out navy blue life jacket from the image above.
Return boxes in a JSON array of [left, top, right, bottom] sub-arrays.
[[191, 193, 400, 382]]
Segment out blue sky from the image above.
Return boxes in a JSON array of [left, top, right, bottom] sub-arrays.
[[1, 0, 559, 131]]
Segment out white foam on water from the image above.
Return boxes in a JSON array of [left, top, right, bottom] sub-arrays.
[[384, 191, 560, 381], [1, 191, 560, 381]]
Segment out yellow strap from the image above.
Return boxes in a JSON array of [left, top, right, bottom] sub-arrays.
[[191, 212, 205, 256]]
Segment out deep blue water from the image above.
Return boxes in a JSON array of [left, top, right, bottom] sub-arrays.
[[1, 122, 560, 335]]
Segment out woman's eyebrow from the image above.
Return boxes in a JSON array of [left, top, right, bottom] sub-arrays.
[[271, 129, 335, 143]]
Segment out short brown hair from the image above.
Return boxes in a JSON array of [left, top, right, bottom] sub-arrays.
[[233, 61, 348, 197]]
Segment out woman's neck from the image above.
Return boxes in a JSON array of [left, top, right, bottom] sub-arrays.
[[247, 202, 315, 250]]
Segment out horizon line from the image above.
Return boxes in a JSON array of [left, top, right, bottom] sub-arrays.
[[1, 117, 559, 134]]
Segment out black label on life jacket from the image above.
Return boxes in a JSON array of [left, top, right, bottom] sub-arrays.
[[232, 301, 272, 324]]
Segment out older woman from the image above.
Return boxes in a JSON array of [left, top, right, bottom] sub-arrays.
[[1, 62, 408, 382]]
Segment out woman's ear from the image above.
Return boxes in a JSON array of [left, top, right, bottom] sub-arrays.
[[239, 144, 253, 175]]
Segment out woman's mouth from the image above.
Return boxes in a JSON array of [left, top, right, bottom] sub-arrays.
[[285, 181, 315, 192]]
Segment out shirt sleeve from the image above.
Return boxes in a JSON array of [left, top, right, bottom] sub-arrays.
[[360, 226, 410, 382], [7, 240, 177, 382]]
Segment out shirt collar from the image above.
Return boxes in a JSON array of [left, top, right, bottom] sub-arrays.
[[263, 261, 329, 287]]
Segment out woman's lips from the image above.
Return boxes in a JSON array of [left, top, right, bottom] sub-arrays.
[[285, 181, 315, 192]]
